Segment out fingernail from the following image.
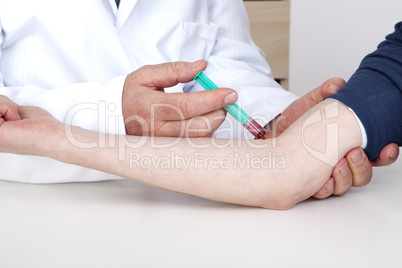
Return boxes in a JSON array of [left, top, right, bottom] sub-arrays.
[[326, 182, 334, 192], [224, 92, 238, 105], [352, 150, 363, 165], [339, 161, 350, 177], [391, 147, 399, 159], [328, 84, 340, 94], [189, 60, 202, 69]]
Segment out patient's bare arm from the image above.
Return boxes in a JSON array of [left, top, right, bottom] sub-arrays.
[[0, 99, 362, 209]]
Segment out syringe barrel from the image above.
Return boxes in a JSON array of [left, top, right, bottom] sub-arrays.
[[244, 118, 267, 140]]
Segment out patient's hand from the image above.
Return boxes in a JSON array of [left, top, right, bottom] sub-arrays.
[[0, 95, 20, 125], [0, 98, 62, 157], [265, 79, 399, 199]]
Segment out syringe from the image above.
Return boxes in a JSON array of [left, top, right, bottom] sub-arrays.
[[193, 71, 267, 139]]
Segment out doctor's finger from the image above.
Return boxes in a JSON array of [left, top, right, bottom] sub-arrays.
[[156, 109, 227, 137], [152, 88, 237, 120], [128, 60, 208, 89]]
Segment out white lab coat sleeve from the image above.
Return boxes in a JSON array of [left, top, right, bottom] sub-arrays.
[[184, 0, 299, 139], [0, 23, 127, 183], [0, 24, 2, 86], [0, 78, 127, 135], [0, 79, 128, 183], [0, 15, 127, 134]]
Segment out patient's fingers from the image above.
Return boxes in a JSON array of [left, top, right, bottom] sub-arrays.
[[0, 96, 20, 121]]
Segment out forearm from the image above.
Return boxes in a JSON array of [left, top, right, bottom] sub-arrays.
[[54, 100, 362, 209], [58, 126, 286, 208]]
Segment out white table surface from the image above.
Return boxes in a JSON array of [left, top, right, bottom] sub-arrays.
[[1, 157, 401, 268]]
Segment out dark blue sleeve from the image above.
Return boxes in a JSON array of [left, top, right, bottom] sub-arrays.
[[328, 22, 402, 160]]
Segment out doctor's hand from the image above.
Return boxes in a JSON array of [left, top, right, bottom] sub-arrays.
[[122, 60, 237, 137], [265, 78, 399, 200]]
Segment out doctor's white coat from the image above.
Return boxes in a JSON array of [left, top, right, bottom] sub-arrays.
[[0, 0, 298, 183]]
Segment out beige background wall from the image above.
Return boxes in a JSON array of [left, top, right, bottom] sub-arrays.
[[289, 0, 402, 96], [244, 0, 290, 89]]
